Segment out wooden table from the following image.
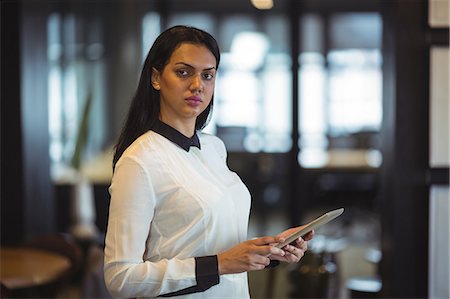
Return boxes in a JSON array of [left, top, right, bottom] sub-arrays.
[[0, 247, 71, 290]]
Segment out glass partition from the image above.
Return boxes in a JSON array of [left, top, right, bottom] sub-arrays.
[[165, 13, 292, 153], [48, 12, 107, 180], [298, 13, 383, 168]]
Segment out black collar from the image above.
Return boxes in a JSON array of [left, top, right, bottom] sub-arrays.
[[151, 120, 201, 152]]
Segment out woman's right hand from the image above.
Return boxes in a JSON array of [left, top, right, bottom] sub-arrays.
[[217, 236, 286, 275]]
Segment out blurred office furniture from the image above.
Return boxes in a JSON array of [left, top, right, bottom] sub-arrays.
[[344, 248, 382, 298], [346, 276, 381, 298], [313, 171, 378, 207], [288, 243, 341, 298], [22, 233, 112, 298], [22, 233, 84, 280], [20, 233, 83, 297], [55, 183, 110, 241], [68, 177, 99, 242], [0, 247, 71, 298]]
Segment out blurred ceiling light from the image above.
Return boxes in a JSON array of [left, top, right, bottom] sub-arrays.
[[230, 31, 270, 70], [250, 0, 273, 10]]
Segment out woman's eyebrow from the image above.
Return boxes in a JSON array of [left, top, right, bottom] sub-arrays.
[[174, 62, 216, 71]]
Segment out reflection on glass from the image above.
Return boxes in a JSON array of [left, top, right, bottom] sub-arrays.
[[214, 15, 291, 153], [167, 13, 215, 33], [47, 13, 80, 168], [299, 13, 383, 168], [48, 65, 63, 163], [328, 49, 382, 135], [298, 53, 327, 167], [142, 13, 160, 62], [429, 47, 450, 167], [261, 54, 292, 152], [48, 12, 107, 180]]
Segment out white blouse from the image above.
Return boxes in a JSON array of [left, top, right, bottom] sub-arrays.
[[104, 123, 252, 298]]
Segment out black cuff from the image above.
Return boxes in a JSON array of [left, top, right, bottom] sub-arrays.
[[159, 255, 219, 297], [195, 255, 220, 289]]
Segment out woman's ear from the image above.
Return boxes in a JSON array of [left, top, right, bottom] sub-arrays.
[[151, 67, 161, 90]]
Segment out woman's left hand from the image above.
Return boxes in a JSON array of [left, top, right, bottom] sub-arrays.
[[269, 227, 314, 263]]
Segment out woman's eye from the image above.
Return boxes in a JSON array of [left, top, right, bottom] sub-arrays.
[[177, 70, 189, 76], [203, 73, 214, 80]]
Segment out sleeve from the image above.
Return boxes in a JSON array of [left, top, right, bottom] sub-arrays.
[[160, 256, 219, 297], [103, 156, 219, 298]]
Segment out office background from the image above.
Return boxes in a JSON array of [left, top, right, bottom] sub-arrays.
[[1, 0, 449, 298]]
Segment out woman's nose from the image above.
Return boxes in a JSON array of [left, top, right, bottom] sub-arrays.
[[190, 75, 203, 92]]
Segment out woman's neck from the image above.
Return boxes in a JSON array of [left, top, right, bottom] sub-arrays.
[[158, 117, 196, 138]]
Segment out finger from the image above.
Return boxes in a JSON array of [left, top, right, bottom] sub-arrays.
[[284, 244, 305, 258], [269, 254, 288, 263], [255, 245, 286, 257], [303, 230, 314, 241], [282, 250, 300, 263], [301, 242, 308, 251], [251, 236, 283, 246], [295, 238, 308, 251], [248, 239, 286, 257], [251, 256, 271, 269], [289, 246, 305, 261], [284, 244, 299, 253]]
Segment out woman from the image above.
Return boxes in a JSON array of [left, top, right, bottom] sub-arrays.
[[104, 25, 313, 298]]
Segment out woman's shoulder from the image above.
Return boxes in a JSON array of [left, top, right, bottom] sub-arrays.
[[118, 131, 160, 163], [198, 132, 227, 158], [198, 132, 224, 146]]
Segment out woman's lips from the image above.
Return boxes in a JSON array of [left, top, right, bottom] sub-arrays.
[[186, 96, 202, 106]]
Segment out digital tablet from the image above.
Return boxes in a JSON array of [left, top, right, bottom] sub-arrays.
[[275, 208, 344, 249]]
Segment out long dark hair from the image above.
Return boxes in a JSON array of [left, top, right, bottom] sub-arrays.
[[112, 25, 220, 169]]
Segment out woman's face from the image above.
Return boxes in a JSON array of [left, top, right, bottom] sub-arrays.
[[151, 43, 217, 129]]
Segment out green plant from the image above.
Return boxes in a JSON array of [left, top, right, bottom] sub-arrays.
[[70, 91, 93, 170]]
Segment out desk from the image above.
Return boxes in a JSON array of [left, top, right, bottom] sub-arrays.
[[0, 247, 71, 290]]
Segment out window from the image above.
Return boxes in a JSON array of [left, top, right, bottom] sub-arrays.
[[163, 13, 292, 152], [298, 13, 383, 168], [47, 12, 107, 180]]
